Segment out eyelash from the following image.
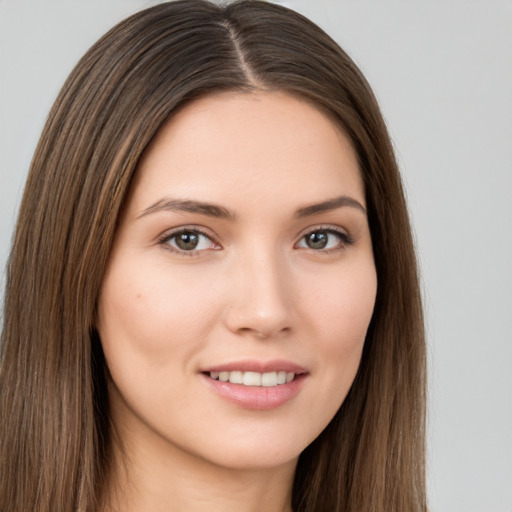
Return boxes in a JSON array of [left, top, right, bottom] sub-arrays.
[[295, 226, 355, 253], [158, 227, 220, 257], [158, 225, 354, 256]]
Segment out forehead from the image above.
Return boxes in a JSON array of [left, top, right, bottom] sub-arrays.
[[129, 91, 364, 216]]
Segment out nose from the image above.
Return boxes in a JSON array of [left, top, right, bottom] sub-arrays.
[[223, 248, 294, 340]]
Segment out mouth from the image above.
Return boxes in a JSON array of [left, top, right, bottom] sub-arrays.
[[200, 361, 307, 410], [207, 370, 296, 387]]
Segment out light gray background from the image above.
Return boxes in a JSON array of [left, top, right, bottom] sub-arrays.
[[0, 1, 511, 511]]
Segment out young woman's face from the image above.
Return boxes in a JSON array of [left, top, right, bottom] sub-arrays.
[[97, 91, 377, 471]]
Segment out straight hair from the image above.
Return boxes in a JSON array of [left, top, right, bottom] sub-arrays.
[[0, 1, 427, 511]]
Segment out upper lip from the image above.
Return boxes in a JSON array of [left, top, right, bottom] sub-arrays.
[[202, 359, 307, 374]]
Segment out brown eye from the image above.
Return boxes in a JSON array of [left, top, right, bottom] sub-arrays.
[[296, 228, 352, 251], [162, 229, 218, 253], [305, 231, 329, 249], [174, 231, 200, 251]]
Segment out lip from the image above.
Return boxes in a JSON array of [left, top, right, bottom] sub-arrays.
[[200, 359, 308, 410], [202, 359, 307, 374]]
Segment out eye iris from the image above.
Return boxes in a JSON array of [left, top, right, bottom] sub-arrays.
[[306, 231, 328, 249], [175, 232, 199, 250]]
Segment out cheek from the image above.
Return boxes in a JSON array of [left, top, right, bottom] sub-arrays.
[[305, 259, 377, 347], [97, 259, 222, 372], [300, 259, 377, 417]]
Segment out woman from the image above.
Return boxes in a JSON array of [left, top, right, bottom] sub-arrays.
[[0, 1, 426, 511]]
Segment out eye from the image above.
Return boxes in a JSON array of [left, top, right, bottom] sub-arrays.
[[160, 228, 219, 254], [296, 228, 352, 251]]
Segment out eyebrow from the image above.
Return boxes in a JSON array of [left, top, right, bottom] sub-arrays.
[[137, 194, 366, 220], [138, 198, 235, 219], [295, 195, 367, 217]]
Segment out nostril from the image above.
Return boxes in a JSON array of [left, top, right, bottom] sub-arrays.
[[237, 326, 291, 340], [237, 328, 269, 339]]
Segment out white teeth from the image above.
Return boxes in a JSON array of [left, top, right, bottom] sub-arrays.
[[243, 371, 262, 386], [209, 370, 297, 387], [261, 372, 277, 387], [229, 371, 243, 384]]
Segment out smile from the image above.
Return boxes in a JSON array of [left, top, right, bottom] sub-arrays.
[[201, 361, 307, 410], [209, 370, 295, 387]]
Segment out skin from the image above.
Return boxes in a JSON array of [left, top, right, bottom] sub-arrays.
[[97, 91, 377, 512]]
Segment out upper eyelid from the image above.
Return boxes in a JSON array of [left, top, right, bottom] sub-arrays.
[[158, 225, 218, 241], [296, 224, 350, 239]]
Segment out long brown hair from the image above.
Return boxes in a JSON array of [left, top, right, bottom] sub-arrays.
[[0, 1, 426, 510]]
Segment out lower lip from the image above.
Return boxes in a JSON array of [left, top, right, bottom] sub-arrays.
[[200, 373, 307, 410]]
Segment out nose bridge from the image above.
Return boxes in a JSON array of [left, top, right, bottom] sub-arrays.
[[226, 242, 293, 338]]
